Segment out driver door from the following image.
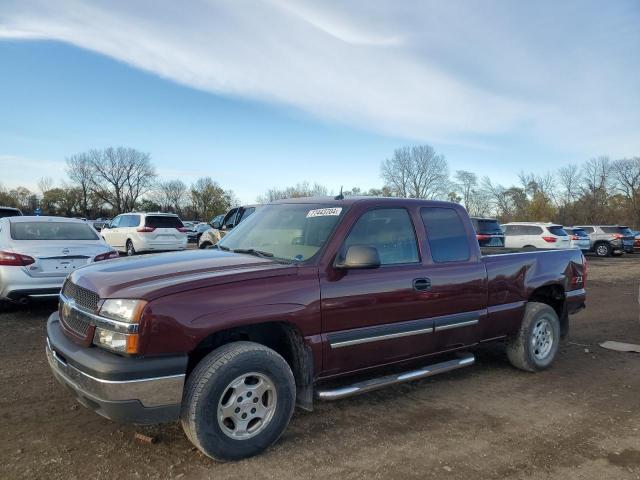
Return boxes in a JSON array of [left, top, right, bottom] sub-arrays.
[[320, 208, 436, 375]]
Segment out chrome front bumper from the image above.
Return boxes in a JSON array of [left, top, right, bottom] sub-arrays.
[[46, 339, 185, 408], [46, 312, 187, 424]]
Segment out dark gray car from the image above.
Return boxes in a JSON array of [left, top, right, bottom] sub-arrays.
[[572, 225, 635, 257]]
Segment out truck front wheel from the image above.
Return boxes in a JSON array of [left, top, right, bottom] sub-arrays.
[[506, 302, 560, 372], [181, 341, 296, 461]]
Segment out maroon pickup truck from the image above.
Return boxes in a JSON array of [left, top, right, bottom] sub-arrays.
[[46, 197, 586, 460]]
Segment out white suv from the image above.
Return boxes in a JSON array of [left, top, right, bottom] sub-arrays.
[[502, 222, 571, 250], [101, 212, 188, 256]]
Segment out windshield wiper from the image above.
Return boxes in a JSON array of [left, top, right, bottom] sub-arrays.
[[213, 244, 230, 251], [232, 248, 274, 258]]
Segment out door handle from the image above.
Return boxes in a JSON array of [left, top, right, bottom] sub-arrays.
[[413, 277, 431, 292]]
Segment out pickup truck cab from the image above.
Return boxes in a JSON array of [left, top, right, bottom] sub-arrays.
[[46, 197, 586, 461]]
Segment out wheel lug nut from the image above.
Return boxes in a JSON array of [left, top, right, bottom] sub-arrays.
[[241, 413, 247, 419], [253, 397, 259, 403], [237, 397, 242, 403], [251, 408, 256, 414], [235, 407, 240, 413], [246, 392, 252, 398]]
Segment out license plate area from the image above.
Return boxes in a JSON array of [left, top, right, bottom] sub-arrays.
[[41, 257, 89, 272]]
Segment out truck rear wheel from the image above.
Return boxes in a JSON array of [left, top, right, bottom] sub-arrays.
[[506, 302, 560, 372], [181, 341, 296, 461]]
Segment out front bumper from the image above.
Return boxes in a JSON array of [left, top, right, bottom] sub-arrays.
[[46, 312, 187, 424]]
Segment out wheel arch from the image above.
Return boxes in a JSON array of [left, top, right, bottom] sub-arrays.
[[528, 283, 568, 338], [187, 321, 315, 411]]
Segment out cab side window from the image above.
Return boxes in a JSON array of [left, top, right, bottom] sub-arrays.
[[110, 216, 122, 228], [421, 207, 470, 263], [341, 209, 419, 265]]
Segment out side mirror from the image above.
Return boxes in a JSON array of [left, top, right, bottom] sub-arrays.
[[335, 245, 381, 269], [103, 224, 111, 229], [211, 220, 222, 229]]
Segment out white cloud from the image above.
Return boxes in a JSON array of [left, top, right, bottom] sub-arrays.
[[0, 0, 638, 155]]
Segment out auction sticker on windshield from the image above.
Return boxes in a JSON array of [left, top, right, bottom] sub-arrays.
[[306, 208, 342, 218]]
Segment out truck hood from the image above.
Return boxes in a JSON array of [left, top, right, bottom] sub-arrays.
[[68, 250, 296, 300]]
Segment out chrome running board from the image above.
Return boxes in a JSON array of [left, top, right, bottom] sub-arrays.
[[315, 353, 475, 401]]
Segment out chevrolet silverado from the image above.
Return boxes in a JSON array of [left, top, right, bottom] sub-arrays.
[[46, 197, 586, 461]]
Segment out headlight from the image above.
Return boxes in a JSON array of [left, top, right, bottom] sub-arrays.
[[99, 299, 147, 323], [94, 299, 146, 354], [94, 327, 139, 354]]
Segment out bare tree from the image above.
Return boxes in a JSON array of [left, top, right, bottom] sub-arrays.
[[455, 170, 476, 211], [580, 156, 612, 223], [87, 147, 156, 214], [381, 145, 450, 199], [37, 177, 54, 195], [66, 153, 94, 217], [257, 181, 328, 203], [149, 179, 187, 213], [557, 164, 581, 206], [612, 157, 640, 225]]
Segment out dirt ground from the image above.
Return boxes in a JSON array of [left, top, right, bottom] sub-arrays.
[[1, 255, 639, 480]]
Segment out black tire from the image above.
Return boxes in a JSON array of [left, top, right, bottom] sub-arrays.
[[199, 241, 212, 250], [594, 242, 611, 257], [506, 302, 561, 372], [522, 245, 536, 251], [181, 341, 296, 461], [126, 240, 136, 257]]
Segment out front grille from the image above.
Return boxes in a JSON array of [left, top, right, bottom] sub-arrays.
[[62, 281, 100, 312], [61, 305, 92, 336]]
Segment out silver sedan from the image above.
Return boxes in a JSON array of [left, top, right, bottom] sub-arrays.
[[0, 216, 118, 306]]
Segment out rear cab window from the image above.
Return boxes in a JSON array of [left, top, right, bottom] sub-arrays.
[[10, 221, 99, 240], [145, 215, 183, 229], [421, 207, 470, 263]]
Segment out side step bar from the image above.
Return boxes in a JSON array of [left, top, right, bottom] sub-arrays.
[[316, 353, 475, 401]]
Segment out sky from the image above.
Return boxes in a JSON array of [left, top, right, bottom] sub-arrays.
[[0, 0, 639, 203]]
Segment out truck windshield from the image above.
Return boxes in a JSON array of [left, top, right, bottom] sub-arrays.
[[217, 204, 345, 262]]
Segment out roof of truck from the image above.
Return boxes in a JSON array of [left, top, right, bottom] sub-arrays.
[[270, 196, 459, 207]]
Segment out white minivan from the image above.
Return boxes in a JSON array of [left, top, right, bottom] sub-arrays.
[[101, 212, 188, 256], [502, 222, 571, 250]]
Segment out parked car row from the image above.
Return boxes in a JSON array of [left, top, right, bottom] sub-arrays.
[[469, 217, 637, 257]]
